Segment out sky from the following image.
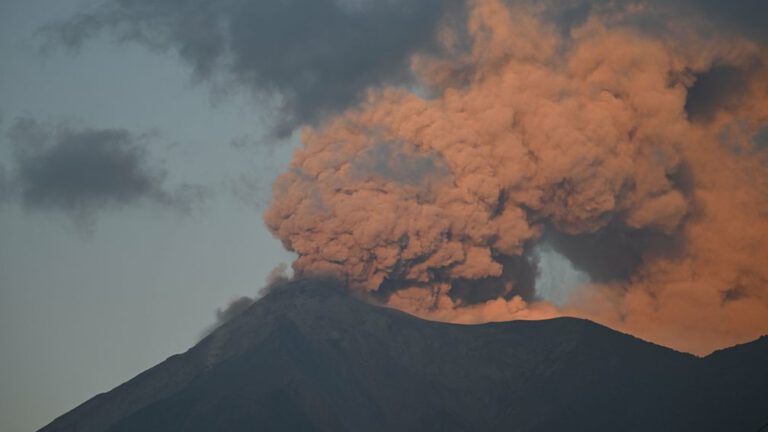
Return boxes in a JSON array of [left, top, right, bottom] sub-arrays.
[[2, 1, 767, 431], [0, 1, 295, 430]]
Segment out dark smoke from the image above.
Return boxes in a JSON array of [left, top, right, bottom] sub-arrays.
[[692, 0, 768, 41], [449, 253, 540, 305], [44, 0, 464, 135], [43, 0, 768, 135], [685, 66, 753, 123], [754, 125, 768, 150], [0, 164, 9, 204], [543, 222, 687, 284], [6, 118, 204, 224]]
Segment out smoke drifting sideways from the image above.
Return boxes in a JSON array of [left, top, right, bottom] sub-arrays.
[[44, 0, 464, 136], [200, 264, 291, 339], [265, 0, 768, 355], [2, 118, 204, 229]]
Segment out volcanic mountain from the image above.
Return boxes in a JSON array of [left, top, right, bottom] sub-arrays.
[[40, 280, 768, 432]]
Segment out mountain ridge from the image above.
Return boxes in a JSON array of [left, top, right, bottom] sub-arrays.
[[40, 279, 768, 432]]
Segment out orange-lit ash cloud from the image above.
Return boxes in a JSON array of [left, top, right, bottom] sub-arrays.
[[266, 0, 768, 355]]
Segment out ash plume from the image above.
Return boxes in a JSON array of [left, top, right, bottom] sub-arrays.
[[47, 0, 768, 354], [266, 0, 768, 355]]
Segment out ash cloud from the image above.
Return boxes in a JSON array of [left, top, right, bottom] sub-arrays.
[[45, 0, 463, 134], [44, 0, 768, 354], [351, 140, 449, 185], [542, 222, 687, 284], [266, 0, 768, 355], [685, 66, 753, 123], [522, 0, 768, 41], [5, 118, 203, 224], [43, 0, 768, 136], [754, 125, 768, 150], [690, 0, 768, 42]]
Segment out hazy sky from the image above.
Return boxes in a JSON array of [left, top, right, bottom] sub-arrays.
[[0, 1, 295, 430]]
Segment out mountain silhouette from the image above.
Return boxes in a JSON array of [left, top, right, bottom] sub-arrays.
[[40, 279, 768, 432]]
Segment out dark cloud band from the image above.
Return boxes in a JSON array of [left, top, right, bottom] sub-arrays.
[[6, 118, 203, 222], [45, 0, 463, 135]]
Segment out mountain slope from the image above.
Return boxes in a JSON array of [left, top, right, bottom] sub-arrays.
[[40, 280, 768, 432]]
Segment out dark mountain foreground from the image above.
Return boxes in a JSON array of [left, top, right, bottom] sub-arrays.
[[40, 280, 768, 432]]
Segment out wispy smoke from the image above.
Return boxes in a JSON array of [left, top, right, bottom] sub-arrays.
[[201, 263, 291, 338], [266, 0, 768, 355]]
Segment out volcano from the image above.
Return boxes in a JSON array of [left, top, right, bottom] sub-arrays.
[[40, 280, 768, 432]]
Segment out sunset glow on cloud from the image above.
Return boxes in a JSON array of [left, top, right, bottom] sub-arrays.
[[265, 0, 768, 355]]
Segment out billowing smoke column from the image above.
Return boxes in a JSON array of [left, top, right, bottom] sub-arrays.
[[266, 0, 768, 355]]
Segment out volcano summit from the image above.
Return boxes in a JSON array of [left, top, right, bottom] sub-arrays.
[[40, 280, 768, 432]]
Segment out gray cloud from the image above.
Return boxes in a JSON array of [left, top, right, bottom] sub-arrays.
[[352, 141, 449, 185], [6, 118, 203, 222], [0, 164, 9, 204], [692, 0, 768, 41], [42, 1, 768, 137], [685, 66, 753, 123], [754, 125, 768, 150], [526, 0, 768, 41], [542, 222, 686, 284], [44, 0, 463, 135]]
